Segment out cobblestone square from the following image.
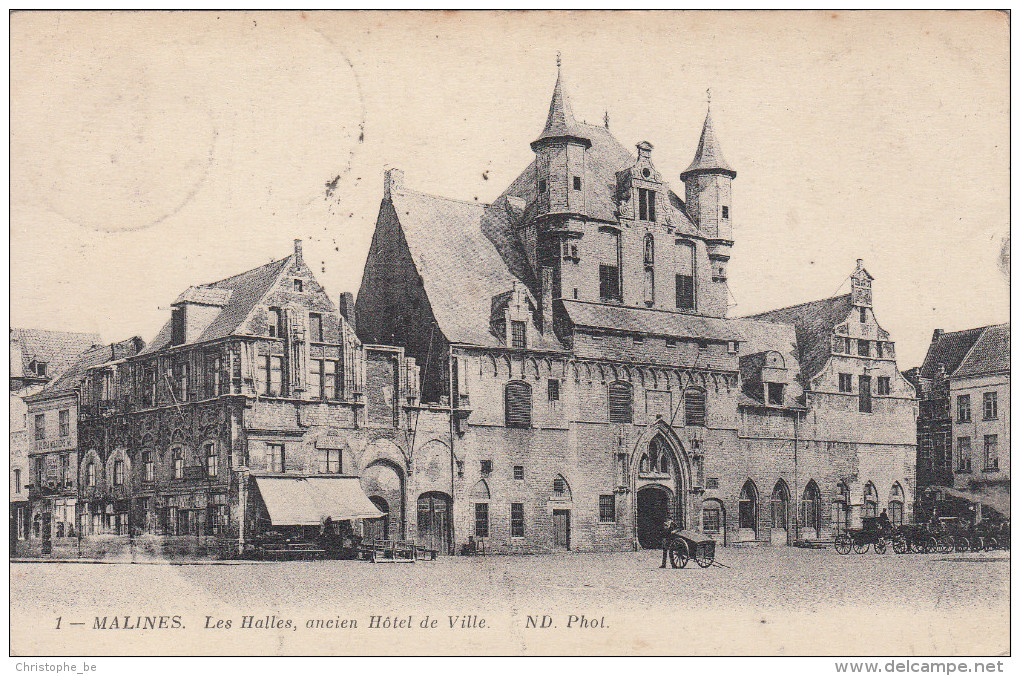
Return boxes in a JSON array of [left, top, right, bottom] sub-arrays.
[[11, 547, 1009, 656]]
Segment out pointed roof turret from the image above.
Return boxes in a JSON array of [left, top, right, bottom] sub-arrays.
[[530, 54, 593, 151], [681, 100, 736, 180]]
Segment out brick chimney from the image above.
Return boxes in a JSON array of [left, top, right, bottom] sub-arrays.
[[294, 239, 303, 262], [541, 266, 554, 334], [384, 168, 404, 200], [338, 292, 357, 334], [932, 328, 944, 342]]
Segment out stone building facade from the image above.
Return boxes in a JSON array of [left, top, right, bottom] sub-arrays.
[[354, 64, 916, 553]]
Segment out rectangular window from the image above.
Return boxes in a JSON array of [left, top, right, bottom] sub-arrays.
[[858, 340, 870, 357], [13, 469, 21, 494], [860, 307, 867, 323], [205, 443, 218, 478], [510, 502, 525, 537], [703, 507, 721, 533], [309, 313, 323, 342], [318, 448, 342, 474], [600, 265, 621, 302], [173, 449, 184, 479], [838, 373, 853, 393], [513, 465, 524, 481], [205, 353, 222, 398], [721, 205, 729, 219], [983, 435, 998, 471], [599, 494, 616, 523], [113, 460, 125, 486], [767, 383, 784, 406], [638, 188, 656, 221], [858, 375, 872, 413], [262, 355, 284, 396], [310, 359, 323, 399], [875, 342, 884, 358], [547, 378, 560, 402], [983, 391, 998, 420], [61, 454, 70, 483], [573, 176, 581, 190], [294, 279, 304, 292], [266, 443, 285, 473], [34, 414, 45, 440], [675, 274, 695, 310], [33, 456, 44, 486], [268, 308, 282, 338], [480, 460, 492, 477], [538, 179, 547, 193], [957, 394, 971, 423], [957, 437, 971, 472], [58, 409, 70, 437], [474, 503, 489, 538], [511, 321, 527, 349], [143, 451, 154, 482], [877, 376, 891, 396], [325, 360, 338, 400]]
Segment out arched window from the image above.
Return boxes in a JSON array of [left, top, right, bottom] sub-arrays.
[[639, 454, 650, 473], [644, 233, 655, 266], [771, 480, 790, 531], [172, 447, 184, 479], [113, 459, 125, 486], [739, 480, 758, 533], [863, 482, 879, 518], [608, 381, 633, 424], [800, 480, 822, 534], [505, 381, 532, 428], [644, 436, 671, 474], [684, 387, 706, 427], [889, 483, 905, 527], [552, 474, 572, 501], [86, 461, 96, 488]]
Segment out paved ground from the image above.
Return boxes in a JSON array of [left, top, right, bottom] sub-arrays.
[[11, 546, 1009, 656]]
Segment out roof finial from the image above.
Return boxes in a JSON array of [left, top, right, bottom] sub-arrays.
[[604, 110, 610, 129], [556, 51, 562, 70]]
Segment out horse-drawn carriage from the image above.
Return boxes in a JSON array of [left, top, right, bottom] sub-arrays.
[[835, 516, 893, 554], [663, 530, 717, 568]]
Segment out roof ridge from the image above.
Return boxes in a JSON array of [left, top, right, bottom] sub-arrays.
[[393, 186, 493, 209], [740, 293, 852, 319], [206, 254, 293, 288], [951, 323, 1009, 378]]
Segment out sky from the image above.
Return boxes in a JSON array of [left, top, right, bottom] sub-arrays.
[[10, 11, 1010, 369]]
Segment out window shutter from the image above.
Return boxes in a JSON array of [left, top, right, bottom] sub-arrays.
[[505, 382, 532, 428], [684, 388, 706, 427], [608, 383, 633, 423]]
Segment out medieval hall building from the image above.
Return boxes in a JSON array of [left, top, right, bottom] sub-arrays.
[[355, 64, 917, 553]]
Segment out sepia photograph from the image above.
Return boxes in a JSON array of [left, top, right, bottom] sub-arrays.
[[8, 10, 1010, 662]]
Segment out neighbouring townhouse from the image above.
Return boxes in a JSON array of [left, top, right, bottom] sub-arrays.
[[354, 62, 916, 553], [73, 240, 445, 559]]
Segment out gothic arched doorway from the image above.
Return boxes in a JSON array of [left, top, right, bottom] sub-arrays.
[[770, 480, 791, 545], [636, 485, 673, 549], [416, 491, 451, 555]]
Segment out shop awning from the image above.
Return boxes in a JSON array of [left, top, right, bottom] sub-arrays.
[[931, 484, 1010, 518], [253, 475, 385, 526]]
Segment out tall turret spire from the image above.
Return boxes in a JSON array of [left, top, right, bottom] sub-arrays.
[[680, 104, 736, 181], [530, 54, 592, 151]]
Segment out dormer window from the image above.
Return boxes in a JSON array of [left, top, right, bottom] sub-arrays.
[[511, 321, 527, 349], [767, 383, 784, 406], [638, 188, 656, 222], [573, 176, 581, 190], [29, 360, 47, 377]]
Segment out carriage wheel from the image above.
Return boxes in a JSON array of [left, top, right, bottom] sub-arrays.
[[852, 541, 869, 554], [937, 536, 953, 554], [892, 535, 908, 554], [970, 537, 983, 552], [668, 541, 689, 569], [954, 536, 969, 552], [834, 534, 852, 555], [695, 548, 714, 568], [874, 537, 888, 554], [983, 537, 998, 551]]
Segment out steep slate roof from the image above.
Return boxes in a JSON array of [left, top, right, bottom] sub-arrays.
[[681, 109, 736, 179], [917, 326, 986, 381], [141, 256, 293, 354], [530, 67, 593, 150], [954, 323, 1009, 379], [560, 300, 740, 341], [741, 294, 854, 384], [10, 328, 102, 381], [390, 186, 563, 350], [30, 337, 143, 399]]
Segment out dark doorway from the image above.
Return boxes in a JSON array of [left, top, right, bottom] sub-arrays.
[[41, 512, 52, 555], [416, 492, 451, 555], [637, 486, 672, 549], [552, 509, 570, 550], [365, 496, 390, 542]]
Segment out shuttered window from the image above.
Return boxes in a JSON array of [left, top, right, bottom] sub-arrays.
[[608, 382, 633, 423], [684, 387, 706, 427], [505, 381, 532, 428]]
